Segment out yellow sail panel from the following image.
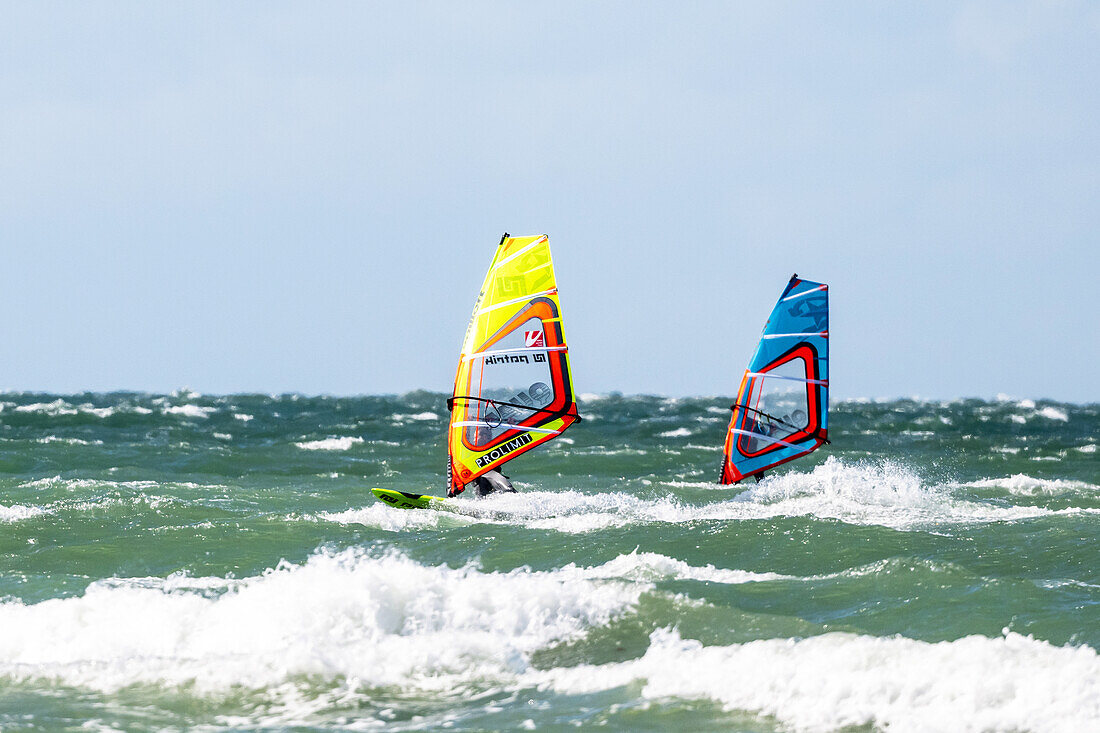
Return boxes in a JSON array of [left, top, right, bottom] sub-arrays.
[[447, 234, 579, 493]]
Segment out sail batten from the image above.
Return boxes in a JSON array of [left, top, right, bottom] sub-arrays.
[[447, 234, 579, 494], [720, 275, 830, 484], [464, 346, 569, 361]]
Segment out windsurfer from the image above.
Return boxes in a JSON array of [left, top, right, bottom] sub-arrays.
[[472, 469, 516, 496], [448, 468, 516, 498]]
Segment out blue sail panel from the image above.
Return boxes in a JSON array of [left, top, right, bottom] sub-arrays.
[[721, 275, 829, 484]]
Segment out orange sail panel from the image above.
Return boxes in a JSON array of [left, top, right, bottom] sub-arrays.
[[447, 234, 579, 494]]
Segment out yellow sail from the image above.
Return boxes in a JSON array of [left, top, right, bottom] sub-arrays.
[[447, 234, 579, 494]]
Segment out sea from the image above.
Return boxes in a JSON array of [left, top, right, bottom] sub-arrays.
[[0, 391, 1097, 732]]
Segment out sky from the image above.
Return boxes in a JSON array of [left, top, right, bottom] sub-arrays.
[[2, 2, 1097, 401]]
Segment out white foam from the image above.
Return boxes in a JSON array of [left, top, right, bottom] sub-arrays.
[[658, 428, 692, 438], [0, 548, 645, 693], [15, 399, 77, 416], [1037, 406, 1069, 421], [401, 459, 1100, 534], [960, 474, 1100, 496], [71, 404, 116, 418], [0, 503, 47, 522], [391, 411, 439, 421], [163, 404, 217, 419], [318, 504, 474, 532], [233, 413, 254, 422], [1006, 403, 1070, 425], [580, 551, 791, 585], [294, 437, 364, 451], [722, 459, 1100, 529], [531, 628, 1100, 733], [1077, 444, 1097, 454], [35, 436, 104, 446]]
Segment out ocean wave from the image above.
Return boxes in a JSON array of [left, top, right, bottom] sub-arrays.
[[0, 503, 47, 523], [329, 459, 1100, 534], [34, 436, 104, 446], [959, 474, 1100, 496], [294, 437, 364, 451], [1037, 406, 1070, 421], [391, 412, 439, 422], [577, 550, 791, 585], [14, 399, 79, 416], [530, 627, 1100, 733], [0, 548, 645, 693], [317, 503, 477, 532], [13, 400, 118, 418], [162, 404, 217, 419], [5, 478, 235, 521], [1003, 403, 1071, 424]]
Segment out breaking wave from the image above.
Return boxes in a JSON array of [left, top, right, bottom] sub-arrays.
[[324, 458, 1100, 533], [0, 548, 647, 693], [294, 437, 364, 451], [0, 548, 1095, 731], [531, 627, 1100, 733]]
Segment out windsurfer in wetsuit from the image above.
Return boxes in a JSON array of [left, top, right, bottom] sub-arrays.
[[447, 469, 516, 498], [471, 469, 516, 496]]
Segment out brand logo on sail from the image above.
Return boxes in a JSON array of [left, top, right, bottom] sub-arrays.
[[485, 354, 530, 365], [524, 330, 545, 348], [475, 432, 534, 468]]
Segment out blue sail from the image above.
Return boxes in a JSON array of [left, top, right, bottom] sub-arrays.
[[720, 275, 829, 484]]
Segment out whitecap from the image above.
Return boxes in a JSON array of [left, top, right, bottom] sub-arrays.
[[163, 405, 217, 419], [294, 437, 364, 451], [35, 436, 104, 446], [15, 399, 77, 416], [391, 412, 439, 422], [419, 458, 1100, 533], [0, 548, 645, 693], [317, 504, 474, 532], [0, 503, 47, 522], [530, 627, 1100, 733], [1037, 406, 1069, 421]]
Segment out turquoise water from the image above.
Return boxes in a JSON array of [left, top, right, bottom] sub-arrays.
[[1, 392, 1097, 731]]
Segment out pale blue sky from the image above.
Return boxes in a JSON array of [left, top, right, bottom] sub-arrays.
[[2, 2, 1097, 401]]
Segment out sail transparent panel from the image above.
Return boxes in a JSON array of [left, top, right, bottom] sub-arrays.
[[463, 317, 554, 448], [740, 357, 810, 453]]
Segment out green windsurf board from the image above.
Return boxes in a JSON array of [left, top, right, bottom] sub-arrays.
[[371, 488, 447, 510]]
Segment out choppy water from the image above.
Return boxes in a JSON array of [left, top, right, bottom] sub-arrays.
[[1, 392, 1097, 731]]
